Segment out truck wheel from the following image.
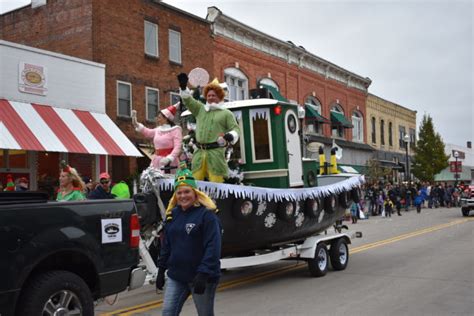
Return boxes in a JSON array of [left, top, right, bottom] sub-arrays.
[[308, 243, 328, 277], [330, 238, 349, 271], [461, 208, 470, 217], [18, 270, 93, 316]]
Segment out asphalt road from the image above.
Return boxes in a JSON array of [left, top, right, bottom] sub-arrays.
[[96, 207, 473, 315]]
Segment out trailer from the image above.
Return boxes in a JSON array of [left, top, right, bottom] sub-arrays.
[[220, 230, 361, 277]]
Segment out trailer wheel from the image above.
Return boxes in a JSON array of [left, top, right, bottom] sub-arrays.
[[330, 238, 349, 271], [18, 270, 93, 316], [308, 243, 328, 277]]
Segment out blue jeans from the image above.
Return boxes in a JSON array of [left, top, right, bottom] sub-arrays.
[[162, 276, 218, 316]]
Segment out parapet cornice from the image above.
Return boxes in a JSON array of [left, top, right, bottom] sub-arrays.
[[207, 7, 372, 93]]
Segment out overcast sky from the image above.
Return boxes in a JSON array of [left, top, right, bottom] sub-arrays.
[[2, 0, 472, 147]]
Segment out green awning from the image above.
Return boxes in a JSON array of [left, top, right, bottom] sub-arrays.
[[305, 106, 329, 123], [330, 111, 353, 128], [259, 83, 288, 102]]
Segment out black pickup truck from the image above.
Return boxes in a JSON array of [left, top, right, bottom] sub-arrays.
[[0, 192, 145, 316]]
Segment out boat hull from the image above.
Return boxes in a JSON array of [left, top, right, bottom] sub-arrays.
[[154, 175, 363, 257]]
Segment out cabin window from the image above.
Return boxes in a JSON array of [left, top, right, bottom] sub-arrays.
[[232, 111, 245, 163], [250, 108, 273, 162]]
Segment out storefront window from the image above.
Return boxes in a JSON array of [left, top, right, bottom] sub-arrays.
[[8, 150, 28, 168], [37, 152, 60, 199]]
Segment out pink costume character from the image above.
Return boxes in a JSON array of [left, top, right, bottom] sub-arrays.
[[133, 104, 182, 171]]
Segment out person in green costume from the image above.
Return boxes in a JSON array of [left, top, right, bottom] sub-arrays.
[[56, 162, 86, 201], [178, 73, 240, 183]]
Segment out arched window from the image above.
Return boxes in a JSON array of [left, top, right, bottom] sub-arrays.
[[352, 111, 363, 142], [330, 104, 347, 138], [371, 117, 376, 144], [259, 78, 279, 91], [305, 96, 322, 134], [224, 67, 248, 101]]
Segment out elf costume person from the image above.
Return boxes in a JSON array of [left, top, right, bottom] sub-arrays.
[[56, 161, 86, 201], [4, 174, 15, 191], [132, 104, 182, 172], [177, 73, 240, 183]]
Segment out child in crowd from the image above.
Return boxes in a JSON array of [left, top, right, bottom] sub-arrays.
[[350, 201, 359, 224], [414, 190, 424, 213], [384, 197, 394, 218]]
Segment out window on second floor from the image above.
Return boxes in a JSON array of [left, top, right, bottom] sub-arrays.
[[330, 104, 345, 138], [388, 122, 393, 146], [144, 21, 158, 57], [117, 81, 132, 117], [146, 87, 159, 121], [371, 117, 376, 144], [409, 128, 416, 148], [399, 125, 406, 149], [352, 111, 363, 142], [168, 29, 181, 64], [380, 119, 385, 146], [224, 67, 248, 101], [170, 92, 180, 105], [305, 96, 322, 134]]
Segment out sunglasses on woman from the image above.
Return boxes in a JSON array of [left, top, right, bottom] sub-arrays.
[[100, 180, 110, 184]]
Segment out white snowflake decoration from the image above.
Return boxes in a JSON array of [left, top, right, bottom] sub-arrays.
[[264, 213, 277, 228], [295, 212, 305, 227], [256, 201, 267, 216]]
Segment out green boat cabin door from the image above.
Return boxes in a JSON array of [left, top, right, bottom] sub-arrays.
[[285, 109, 303, 187]]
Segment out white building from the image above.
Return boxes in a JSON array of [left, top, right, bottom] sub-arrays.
[[0, 40, 141, 193]]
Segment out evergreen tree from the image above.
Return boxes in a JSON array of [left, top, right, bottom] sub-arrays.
[[412, 114, 449, 182]]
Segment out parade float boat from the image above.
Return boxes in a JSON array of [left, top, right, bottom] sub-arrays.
[[138, 96, 363, 257]]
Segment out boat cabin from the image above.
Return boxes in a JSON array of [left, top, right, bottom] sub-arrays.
[[226, 99, 319, 189]]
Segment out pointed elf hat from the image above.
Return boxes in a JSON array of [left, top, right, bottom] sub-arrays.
[[173, 165, 197, 191], [160, 103, 178, 121]]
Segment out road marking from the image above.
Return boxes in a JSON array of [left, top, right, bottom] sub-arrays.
[[100, 218, 472, 315]]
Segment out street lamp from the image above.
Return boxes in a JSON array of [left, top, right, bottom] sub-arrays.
[[403, 133, 410, 183], [454, 151, 459, 187]]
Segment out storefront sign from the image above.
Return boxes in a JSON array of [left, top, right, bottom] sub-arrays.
[[18, 62, 48, 96]]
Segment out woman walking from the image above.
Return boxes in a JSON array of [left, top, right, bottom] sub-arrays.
[[156, 167, 221, 315]]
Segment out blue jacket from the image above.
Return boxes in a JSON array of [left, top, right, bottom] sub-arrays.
[[158, 205, 222, 283]]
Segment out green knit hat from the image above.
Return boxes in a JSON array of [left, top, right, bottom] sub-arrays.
[[174, 167, 197, 191]]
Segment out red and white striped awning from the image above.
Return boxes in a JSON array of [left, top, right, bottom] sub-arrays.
[[0, 99, 142, 157]]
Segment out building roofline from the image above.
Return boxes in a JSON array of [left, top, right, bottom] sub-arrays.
[[154, 1, 211, 25], [206, 6, 372, 90], [0, 40, 105, 68], [368, 93, 417, 114]]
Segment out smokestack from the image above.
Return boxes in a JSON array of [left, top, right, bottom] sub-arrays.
[[468, 141, 472, 149]]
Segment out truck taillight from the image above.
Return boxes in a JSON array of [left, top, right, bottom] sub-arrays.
[[130, 213, 140, 248]]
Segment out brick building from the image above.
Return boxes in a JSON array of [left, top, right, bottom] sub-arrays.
[[1, 0, 213, 180], [206, 7, 374, 170]]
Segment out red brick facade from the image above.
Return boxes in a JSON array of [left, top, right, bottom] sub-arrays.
[[1, 0, 214, 180], [213, 36, 367, 143]]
